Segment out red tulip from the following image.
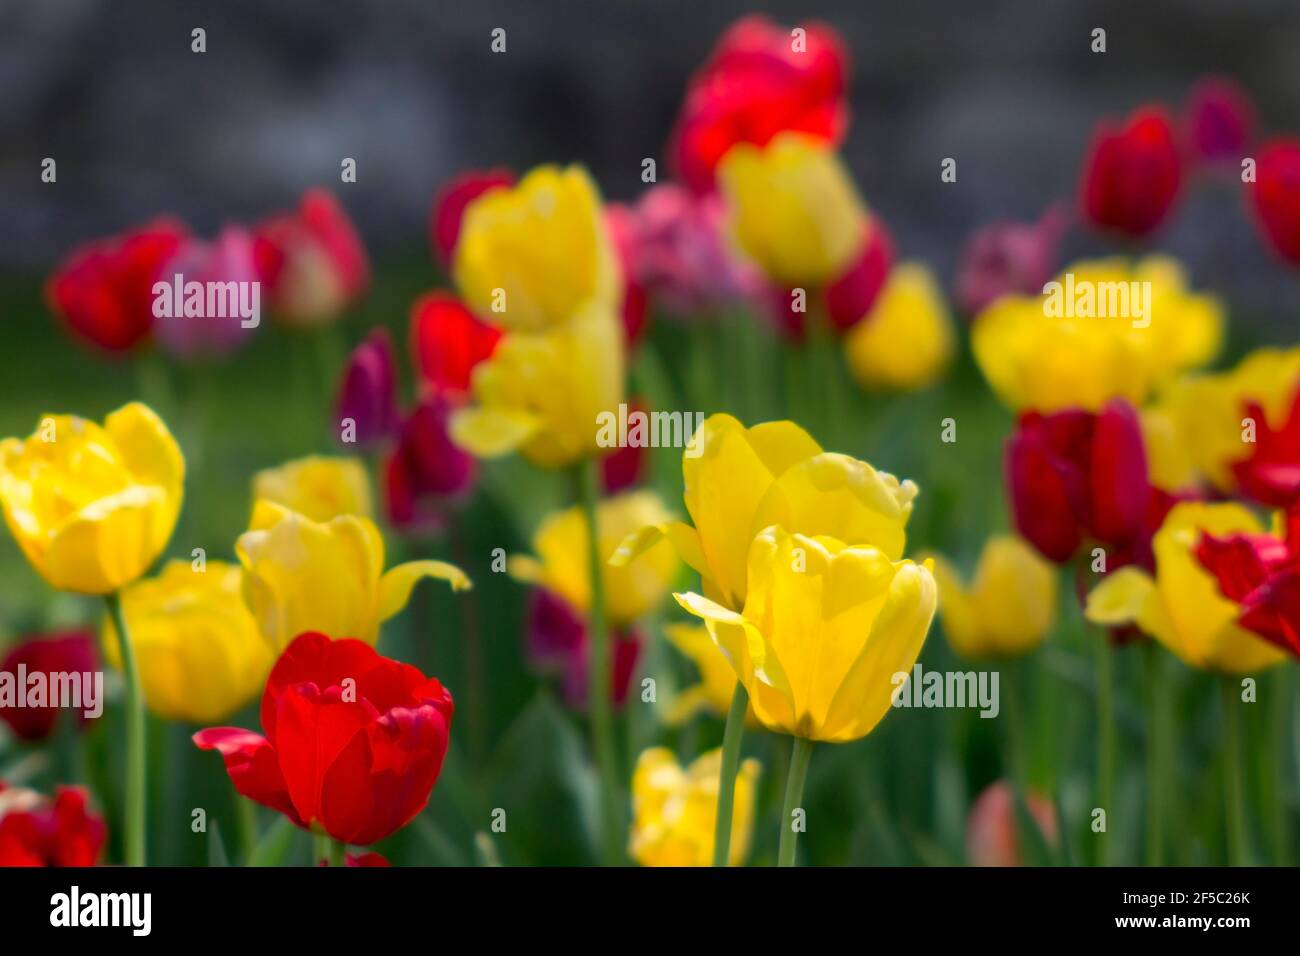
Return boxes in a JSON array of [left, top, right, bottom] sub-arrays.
[[525, 589, 641, 711], [1080, 106, 1183, 239], [0, 631, 99, 742], [409, 292, 502, 396], [194, 632, 453, 846], [334, 328, 400, 450], [670, 15, 849, 194], [1186, 77, 1254, 166], [45, 218, 189, 352], [1006, 399, 1149, 564], [1230, 387, 1300, 507], [1197, 507, 1300, 657], [152, 226, 261, 359], [954, 205, 1067, 316], [0, 783, 106, 867], [965, 781, 1058, 867], [1248, 138, 1300, 265], [385, 393, 478, 533], [429, 169, 515, 269], [824, 219, 895, 332], [254, 190, 370, 327]]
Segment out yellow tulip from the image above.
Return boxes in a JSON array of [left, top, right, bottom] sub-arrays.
[[1161, 347, 1300, 492], [717, 132, 866, 286], [1085, 502, 1286, 674], [928, 536, 1056, 660], [1140, 402, 1201, 492], [844, 262, 954, 391], [252, 455, 373, 522], [0, 402, 184, 595], [102, 560, 271, 723], [662, 623, 757, 726], [450, 302, 625, 469], [628, 746, 761, 867], [676, 526, 937, 742], [235, 500, 470, 651], [972, 256, 1222, 413], [453, 164, 622, 332], [612, 414, 916, 612], [509, 490, 680, 627]]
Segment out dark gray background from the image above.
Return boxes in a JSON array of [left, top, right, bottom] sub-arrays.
[[4, 0, 1299, 316]]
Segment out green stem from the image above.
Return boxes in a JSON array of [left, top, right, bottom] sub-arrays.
[[1269, 668, 1291, 866], [777, 737, 814, 867], [1002, 662, 1027, 787], [1142, 643, 1163, 866], [1094, 632, 1114, 867], [575, 460, 623, 865], [712, 682, 749, 867], [313, 832, 330, 865], [236, 797, 259, 864], [1220, 678, 1247, 866], [329, 837, 347, 868], [106, 591, 145, 867]]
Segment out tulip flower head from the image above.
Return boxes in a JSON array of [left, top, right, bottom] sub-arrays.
[[1185, 77, 1254, 167], [929, 536, 1057, 660], [843, 262, 954, 391], [333, 329, 400, 451], [954, 205, 1066, 317], [966, 780, 1058, 867], [0, 403, 184, 595], [525, 587, 642, 711], [385, 394, 479, 533], [253, 455, 374, 523], [0, 782, 107, 867], [1079, 105, 1183, 239], [429, 168, 515, 269], [629, 747, 761, 867], [409, 292, 502, 397], [151, 226, 261, 359], [103, 560, 272, 723], [194, 632, 453, 846], [1247, 138, 1300, 265], [235, 500, 470, 652], [0, 631, 99, 741]]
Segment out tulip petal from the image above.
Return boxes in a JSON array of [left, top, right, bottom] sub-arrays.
[[378, 560, 472, 622], [192, 727, 302, 827], [673, 590, 790, 694], [448, 407, 540, 458], [44, 486, 167, 594], [609, 521, 707, 577], [1084, 566, 1155, 626]]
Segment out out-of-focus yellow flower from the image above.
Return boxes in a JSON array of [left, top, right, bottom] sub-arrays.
[[928, 536, 1056, 660], [102, 560, 271, 723], [450, 302, 624, 469], [972, 256, 1222, 413], [453, 164, 622, 332], [1140, 402, 1201, 492], [252, 455, 373, 522], [0, 402, 184, 595], [844, 262, 954, 391], [509, 490, 679, 627], [613, 414, 916, 612], [662, 623, 757, 726], [717, 132, 866, 287], [1162, 347, 1300, 491], [1086, 502, 1286, 673], [629, 746, 760, 867], [236, 500, 470, 651], [676, 526, 936, 742]]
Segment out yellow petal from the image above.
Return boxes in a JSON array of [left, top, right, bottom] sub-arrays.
[[378, 560, 472, 622], [449, 407, 540, 458], [1084, 566, 1154, 626]]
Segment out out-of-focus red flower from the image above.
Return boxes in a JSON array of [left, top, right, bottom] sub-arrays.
[[0, 631, 99, 742], [824, 219, 895, 332], [45, 218, 189, 353], [1186, 77, 1254, 166], [1006, 399, 1150, 564], [153, 226, 261, 359], [334, 328, 399, 450], [194, 632, 453, 846], [598, 397, 649, 494], [1230, 387, 1300, 507], [429, 169, 515, 269], [316, 850, 390, 867], [1197, 508, 1300, 658], [254, 189, 370, 327], [670, 15, 849, 194], [525, 589, 641, 711], [954, 205, 1067, 316], [0, 783, 106, 867], [385, 393, 478, 533], [410, 292, 502, 396], [965, 780, 1058, 867], [1248, 138, 1300, 266], [1080, 106, 1183, 239]]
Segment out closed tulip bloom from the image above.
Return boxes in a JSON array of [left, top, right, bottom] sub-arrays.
[[0, 403, 184, 595], [510, 490, 680, 627], [525, 588, 642, 710], [823, 218, 894, 333], [253, 455, 373, 522], [844, 262, 954, 391], [613, 414, 916, 612], [385, 394, 478, 533], [717, 133, 867, 287], [333, 329, 399, 451], [235, 500, 470, 652], [194, 632, 453, 846], [152, 226, 260, 359], [1247, 138, 1300, 265], [453, 165, 623, 332], [1080, 106, 1183, 239], [677, 526, 936, 742], [449, 302, 625, 469], [102, 560, 272, 723], [1086, 502, 1287, 673], [429, 168, 515, 268], [0, 783, 107, 867], [966, 780, 1058, 867], [0, 631, 98, 741], [1196, 511, 1300, 658], [409, 292, 502, 397], [663, 623, 757, 726], [629, 747, 761, 867], [929, 537, 1057, 660], [1186, 77, 1254, 166], [953, 206, 1066, 317]]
